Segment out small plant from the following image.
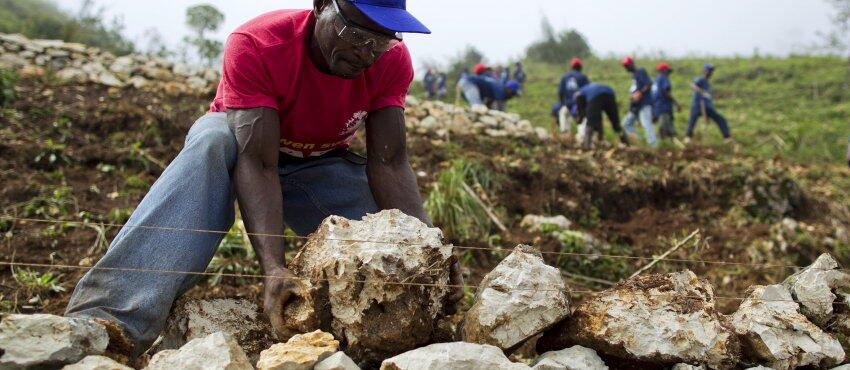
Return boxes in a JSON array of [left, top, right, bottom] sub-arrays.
[[0, 69, 17, 107], [207, 221, 261, 286], [14, 269, 66, 296], [21, 186, 77, 218], [425, 159, 501, 242]]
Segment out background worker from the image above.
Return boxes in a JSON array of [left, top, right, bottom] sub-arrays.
[[687, 64, 731, 140], [652, 62, 681, 139], [423, 68, 436, 100], [574, 83, 629, 149], [621, 56, 658, 147], [436, 71, 447, 99], [556, 57, 590, 134], [458, 74, 520, 110]]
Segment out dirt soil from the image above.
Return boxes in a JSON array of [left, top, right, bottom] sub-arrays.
[[1, 77, 849, 318]]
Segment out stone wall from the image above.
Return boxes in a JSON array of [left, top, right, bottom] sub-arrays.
[[0, 33, 219, 95]]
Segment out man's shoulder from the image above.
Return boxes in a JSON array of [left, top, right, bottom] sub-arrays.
[[232, 9, 312, 50]]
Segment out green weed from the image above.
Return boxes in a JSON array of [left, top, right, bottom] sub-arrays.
[[425, 159, 501, 242], [0, 69, 16, 107], [14, 269, 66, 295], [207, 221, 261, 287]]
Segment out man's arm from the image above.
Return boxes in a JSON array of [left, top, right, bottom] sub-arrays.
[[227, 108, 300, 337], [365, 107, 430, 225]]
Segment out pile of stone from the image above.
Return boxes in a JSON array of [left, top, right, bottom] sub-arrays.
[[0, 33, 219, 94], [4, 209, 850, 369], [405, 96, 551, 140]]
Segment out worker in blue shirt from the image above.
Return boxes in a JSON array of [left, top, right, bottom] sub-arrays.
[[651, 62, 681, 139], [436, 72, 447, 100], [458, 74, 520, 110], [514, 62, 527, 86], [573, 83, 629, 149], [557, 58, 590, 134], [423, 68, 437, 100], [621, 56, 658, 147], [687, 64, 731, 140]]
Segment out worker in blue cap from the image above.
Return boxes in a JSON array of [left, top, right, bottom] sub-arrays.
[[458, 74, 521, 111], [687, 64, 731, 140], [66, 0, 466, 359]]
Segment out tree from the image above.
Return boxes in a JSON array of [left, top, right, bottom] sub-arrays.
[[525, 17, 592, 64], [824, 0, 850, 57], [447, 45, 486, 80], [183, 4, 225, 66]]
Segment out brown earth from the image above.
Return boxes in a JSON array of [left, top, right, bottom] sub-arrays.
[[1, 77, 849, 319]]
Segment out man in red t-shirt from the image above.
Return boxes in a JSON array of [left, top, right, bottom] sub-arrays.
[[67, 0, 462, 357]]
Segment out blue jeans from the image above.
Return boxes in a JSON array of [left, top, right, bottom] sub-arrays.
[[687, 103, 731, 138], [624, 104, 658, 147], [65, 113, 378, 356], [458, 77, 483, 107]]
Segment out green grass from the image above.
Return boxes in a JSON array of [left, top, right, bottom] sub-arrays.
[[417, 56, 850, 165]]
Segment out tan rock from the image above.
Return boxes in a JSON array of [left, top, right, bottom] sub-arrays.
[[144, 332, 252, 370], [256, 330, 339, 370], [63, 355, 133, 370]]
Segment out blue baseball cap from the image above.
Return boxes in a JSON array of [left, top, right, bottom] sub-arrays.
[[703, 63, 715, 72], [350, 0, 431, 34], [506, 80, 521, 94]]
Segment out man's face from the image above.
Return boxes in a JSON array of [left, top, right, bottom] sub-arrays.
[[624, 64, 635, 73], [313, 0, 399, 78]]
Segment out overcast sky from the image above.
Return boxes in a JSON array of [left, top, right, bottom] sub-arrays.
[[58, 0, 835, 70]]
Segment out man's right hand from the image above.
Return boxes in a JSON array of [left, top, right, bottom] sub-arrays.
[[262, 266, 304, 339]]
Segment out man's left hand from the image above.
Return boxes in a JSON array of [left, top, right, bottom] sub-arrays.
[[444, 254, 465, 315]]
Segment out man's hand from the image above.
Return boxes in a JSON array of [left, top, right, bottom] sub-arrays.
[[444, 256, 465, 315], [263, 266, 304, 338]]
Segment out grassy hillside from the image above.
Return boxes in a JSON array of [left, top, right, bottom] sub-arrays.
[[418, 56, 850, 165]]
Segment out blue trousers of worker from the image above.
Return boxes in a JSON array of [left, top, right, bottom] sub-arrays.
[[687, 104, 731, 138], [65, 112, 378, 357]]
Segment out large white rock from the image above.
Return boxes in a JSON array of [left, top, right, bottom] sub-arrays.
[[0, 314, 109, 369], [670, 365, 706, 370], [379, 342, 529, 370], [538, 270, 740, 369], [256, 330, 339, 370], [532, 346, 608, 370], [783, 253, 850, 327], [62, 355, 133, 370], [314, 352, 360, 370], [283, 210, 455, 364], [462, 245, 570, 351], [158, 298, 275, 360], [144, 332, 253, 370], [731, 284, 845, 370]]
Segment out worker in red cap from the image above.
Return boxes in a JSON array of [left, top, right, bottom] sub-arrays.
[[555, 57, 590, 135], [621, 56, 658, 147], [473, 63, 488, 75], [651, 62, 681, 139]]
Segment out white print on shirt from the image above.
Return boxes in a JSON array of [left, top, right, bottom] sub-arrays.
[[339, 110, 368, 138]]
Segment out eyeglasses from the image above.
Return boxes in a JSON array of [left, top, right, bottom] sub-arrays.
[[331, 0, 402, 55]]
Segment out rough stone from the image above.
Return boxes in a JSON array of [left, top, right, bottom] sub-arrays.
[[282, 210, 455, 365], [158, 298, 276, 361], [0, 314, 109, 369], [731, 284, 845, 370], [520, 215, 572, 233], [538, 270, 740, 369], [256, 330, 338, 370], [144, 332, 253, 370], [782, 253, 850, 326], [670, 365, 706, 370], [379, 342, 529, 370], [532, 346, 608, 370], [462, 245, 570, 351], [314, 351, 360, 370], [62, 355, 133, 370]]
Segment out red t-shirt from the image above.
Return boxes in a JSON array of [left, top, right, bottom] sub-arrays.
[[209, 10, 413, 158]]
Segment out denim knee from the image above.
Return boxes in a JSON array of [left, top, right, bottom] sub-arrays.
[[187, 120, 237, 167]]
